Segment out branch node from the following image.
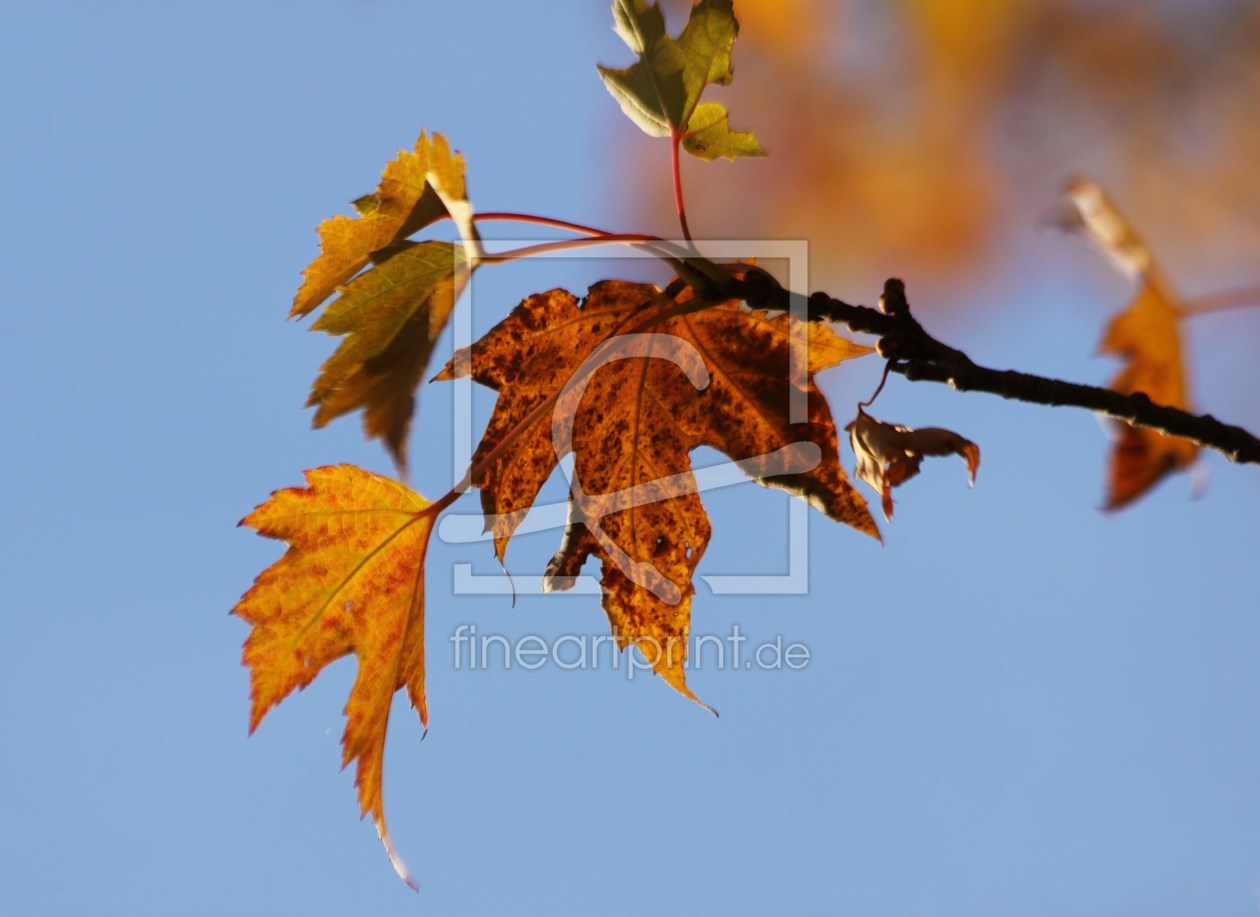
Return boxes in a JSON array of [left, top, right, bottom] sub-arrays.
[[741, 266, 778, 310], [880, 278, 909, 316], [876, 335, 905, 360]]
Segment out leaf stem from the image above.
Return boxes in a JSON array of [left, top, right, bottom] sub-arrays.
[[477, 234, 711, 282], [473, 212, 620, 238], [858, 362, 893, 409], [468, 211, 710, 275], [1179, 286, 1260, 317], [479, 234, 664, 264], [669, 131, 694, 244]]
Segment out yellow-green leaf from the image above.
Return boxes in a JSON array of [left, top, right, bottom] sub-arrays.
[[307, 240, 469, 474], [682, 101, 766, 161], [598, 0, 761, 158]]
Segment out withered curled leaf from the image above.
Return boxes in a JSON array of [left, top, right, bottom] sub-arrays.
[[846, 407, 980, 521]]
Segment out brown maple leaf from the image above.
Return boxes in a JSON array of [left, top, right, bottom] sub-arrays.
[[1054, 177, 1198, 509], [436, 279, 876, 700], [846, 407, 980, 521], [233, 464, 437, 890]]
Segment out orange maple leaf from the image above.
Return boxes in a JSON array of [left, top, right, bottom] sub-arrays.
[[233, 464, 436, 890], [1055, 177, 1198, 509], [1097, 280, 1198, 509], [437, 278, 876, 700]]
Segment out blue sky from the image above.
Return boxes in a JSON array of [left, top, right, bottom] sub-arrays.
[[4, 2, 1259, 915]]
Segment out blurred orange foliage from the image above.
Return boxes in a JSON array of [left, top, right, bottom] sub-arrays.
[[620, 1, 1260, 308]]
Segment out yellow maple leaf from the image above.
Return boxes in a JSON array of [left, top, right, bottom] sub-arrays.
[[233, 464, 437, 889], [291, 131, 468, 319]]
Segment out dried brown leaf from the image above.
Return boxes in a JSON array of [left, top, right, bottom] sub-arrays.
[[438, 279, 876, 700], [846, 407, 980, 521]]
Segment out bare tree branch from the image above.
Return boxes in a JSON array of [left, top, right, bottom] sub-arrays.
[[734, 273, 1260, 466]]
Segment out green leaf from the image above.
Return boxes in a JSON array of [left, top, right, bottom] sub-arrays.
[[676, 0, 737, 94], [598, 0, 759, 158], [681, 101, 765, 161], [610, 0, 668, 55], [307, 240, 471, 473]]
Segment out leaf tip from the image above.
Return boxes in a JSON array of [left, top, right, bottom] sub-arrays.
[[246, 701, 266, 737], [376, 814, 420, 892], [658, 660, 716, 715], [963, 442, 981, 487]]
